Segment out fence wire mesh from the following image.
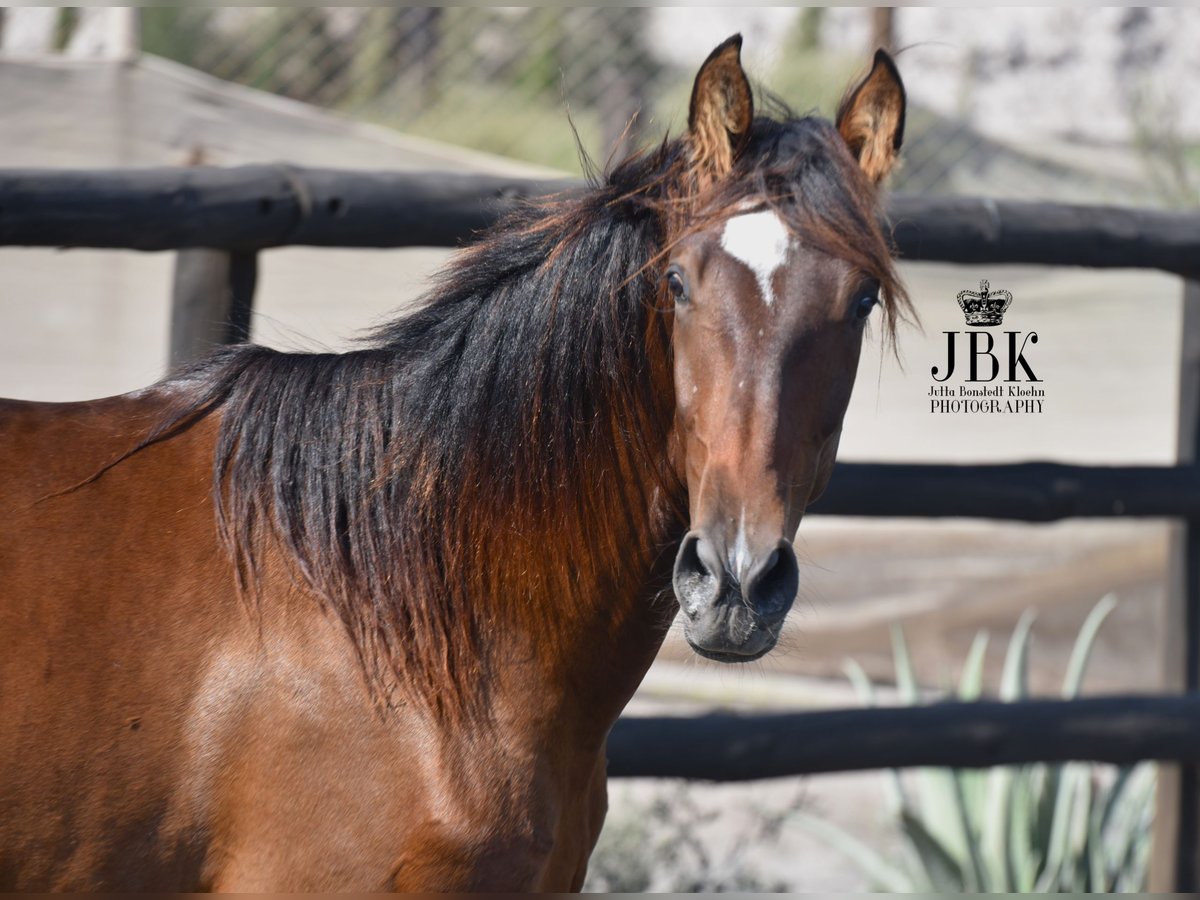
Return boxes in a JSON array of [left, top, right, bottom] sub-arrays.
[[145, 7, 674, 175], [3, 7, 1192, 207]]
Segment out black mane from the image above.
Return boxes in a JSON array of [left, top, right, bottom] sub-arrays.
[[121, 111, 905, 715]]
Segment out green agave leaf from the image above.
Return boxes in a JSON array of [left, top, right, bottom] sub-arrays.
[[913, 768, 974, 883], [1113, 825, 1152, 894], [843, 658, 910, 815], [970, 612, 1035, 893], [1097, 764, 1139, 842], [950, 770, 989, 891], [842, 658, 876, 706], [1105, 763, 1156, 893], [821, 603, 1152, 896], [890, 623, 919, 704], [1035, 763, 1085, 892], [1062, 594, 1118, 699], [1127, 827, 1153, 892], [958, 631, 990, 701], [892, 624, 982, 884], [954, 629, 992, 884], [1000, 609, 1037, 701], [1087, 772, 1107, 891], [1008, 765, 1041, 893], [1096, 764, 1141, 884], [955, 767, 988, 864], [791, 811, 915, 892], [886, 773, 913, 820], [900, 808, 967, 892], [1067, 768, 1096, 892], [1034, 762, 1060, 865], [981, 762, 1014, 892]]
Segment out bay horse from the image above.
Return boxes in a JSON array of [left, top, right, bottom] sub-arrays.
[[0, 37, 907, 891]]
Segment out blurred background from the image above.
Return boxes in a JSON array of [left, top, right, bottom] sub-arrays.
[[143, 7, 1200, 203], [2, 6, 1199, 891]]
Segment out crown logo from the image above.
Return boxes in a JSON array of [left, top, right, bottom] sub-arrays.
[[956, 279, 1012, 327]]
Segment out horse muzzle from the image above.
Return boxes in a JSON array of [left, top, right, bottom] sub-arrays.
[[672, 529, 799, 662]]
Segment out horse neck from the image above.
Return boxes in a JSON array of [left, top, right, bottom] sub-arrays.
[[462, 410, 684, 740], [197, 180, 689, 733], [379, 187, 688, 732]]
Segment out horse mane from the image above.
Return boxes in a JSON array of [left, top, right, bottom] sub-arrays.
[[119, 106, 908, 719]]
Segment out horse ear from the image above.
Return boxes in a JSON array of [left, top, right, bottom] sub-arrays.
[[836, 49, 906, 184], [688, 34, 754, 181]]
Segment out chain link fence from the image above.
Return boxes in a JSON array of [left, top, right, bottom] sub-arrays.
[[2, 7, 1190, 206], [142, 7, 1012, 193], [143, 7, 672, 174]]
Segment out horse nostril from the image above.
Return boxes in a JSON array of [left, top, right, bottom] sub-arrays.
[[744, 541, 799, 617], [673, 531, 722, 616], [676, 532, 719, 579]]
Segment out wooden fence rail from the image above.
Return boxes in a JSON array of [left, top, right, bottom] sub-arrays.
[[0, 167, 569, 251], [818, 462, 1200, 520], [607, 695, 1200, 780], [2, 166, 1199, 278]]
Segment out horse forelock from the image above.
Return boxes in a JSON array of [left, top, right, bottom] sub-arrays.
[[665, 112, 910, 343]]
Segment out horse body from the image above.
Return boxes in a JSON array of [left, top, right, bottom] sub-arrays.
[[0, 389, 669, 890], [0, 37, 909, 891], [2, 391, 231, 888]]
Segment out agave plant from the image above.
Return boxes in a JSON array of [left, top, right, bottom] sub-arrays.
[[796, 596, 1156, 893]]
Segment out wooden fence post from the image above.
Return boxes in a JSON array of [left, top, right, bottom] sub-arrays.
[[869, 7, 895, 54], [168, 249, 257, 371], [1151, 276, 1200, 892]]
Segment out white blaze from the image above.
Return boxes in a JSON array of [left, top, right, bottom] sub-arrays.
[[720, 209, 791, 307], [733, 508, 749, 578]]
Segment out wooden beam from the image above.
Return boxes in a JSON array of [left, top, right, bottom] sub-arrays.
[[1, 167, 1198, 278], [869, 7, 895, 55], [814, 461, 1200, 520], [887, 194, 1200, 280], [0, 166, 571, 252], [168, 249, 257, 369], [607, 694, 1200, 781]]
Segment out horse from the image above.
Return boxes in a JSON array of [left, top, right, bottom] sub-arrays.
[[0, 36, 908, 891]]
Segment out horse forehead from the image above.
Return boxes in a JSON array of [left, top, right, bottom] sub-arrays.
[[717, 209, 794, 307]]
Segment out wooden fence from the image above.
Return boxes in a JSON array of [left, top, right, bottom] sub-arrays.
[[608, 695, 1200, 780], [3, 165, 1200, 889]]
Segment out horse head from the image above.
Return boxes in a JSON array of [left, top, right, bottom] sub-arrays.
[[666, 37, 907, 662]]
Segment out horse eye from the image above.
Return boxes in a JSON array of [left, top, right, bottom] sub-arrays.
[[666, 269, 688, 303], [855, 294, 879, 321]]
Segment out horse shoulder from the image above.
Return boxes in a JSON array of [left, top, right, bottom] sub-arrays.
[[188, 596, 436, 891]]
